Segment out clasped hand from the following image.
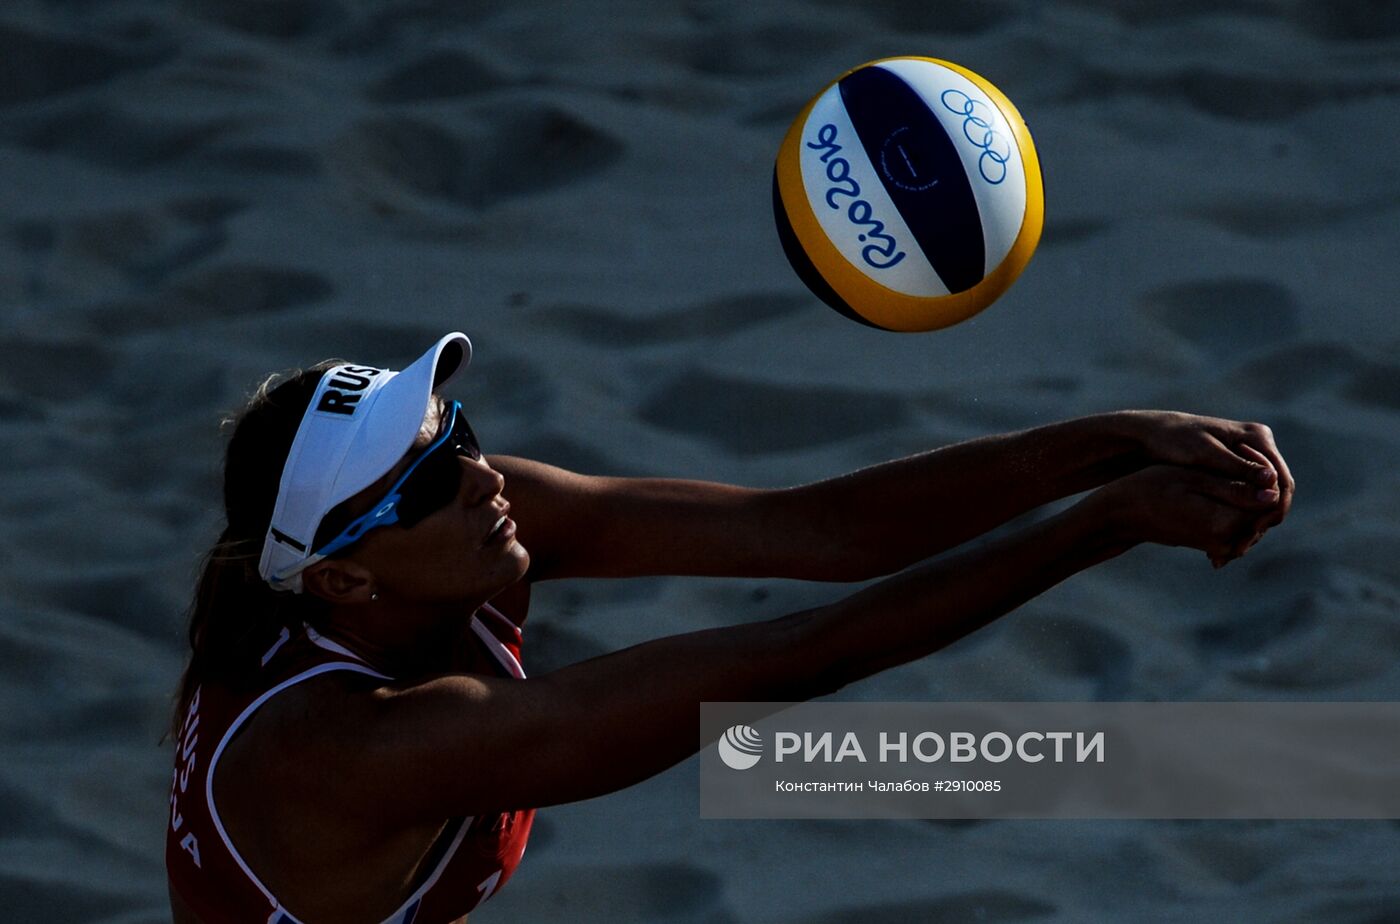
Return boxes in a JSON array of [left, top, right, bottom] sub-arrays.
[[1107, 411, 1295, 566]]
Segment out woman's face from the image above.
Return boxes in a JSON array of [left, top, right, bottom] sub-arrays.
[[308, 398, 529, 608]]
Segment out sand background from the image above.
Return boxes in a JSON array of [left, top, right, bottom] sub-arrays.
[[1, 0, 1398, 920]]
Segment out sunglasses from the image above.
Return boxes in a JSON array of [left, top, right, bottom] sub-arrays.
[[311, 400, 481, 561]]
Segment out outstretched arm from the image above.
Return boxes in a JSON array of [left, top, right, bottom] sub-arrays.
[[315, 463, 1279, 825], [491, 410, 1288, 582]]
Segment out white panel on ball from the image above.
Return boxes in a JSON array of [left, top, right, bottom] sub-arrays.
[[798, 83, 948, 297]]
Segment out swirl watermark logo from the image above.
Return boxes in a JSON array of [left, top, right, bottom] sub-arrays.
[[717, 724, 764, 770], [879, 126, 940, 193], [939, 89, 1010, 185]]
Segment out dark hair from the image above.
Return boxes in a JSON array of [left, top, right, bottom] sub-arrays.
[[167, 361, 345, 741]]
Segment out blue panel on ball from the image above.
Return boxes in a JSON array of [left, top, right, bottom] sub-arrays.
[[838, 65, 985, 294]]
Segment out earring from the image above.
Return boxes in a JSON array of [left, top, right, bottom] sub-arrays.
[[370, 593, 379, 602]]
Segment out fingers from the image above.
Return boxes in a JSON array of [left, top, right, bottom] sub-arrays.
[[1115, 455, 1288, 569], [1153, 479, 1255, 565], [1198, 453, 1282, 560], [1235, 443, 1290, 558], [1237, 440, 1293, 529], [1213, 425, 1293, 562], [1235, 443, 1274, 482], [1172, 467, 1271, 567], [1182, 467, 1280, 510], [1203, 433, 1276, 486]]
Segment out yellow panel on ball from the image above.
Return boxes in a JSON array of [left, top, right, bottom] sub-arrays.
[[773, 57, 1044, 332]]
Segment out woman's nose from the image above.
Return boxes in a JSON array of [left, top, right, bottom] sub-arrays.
[[462, 456, 505, 504]]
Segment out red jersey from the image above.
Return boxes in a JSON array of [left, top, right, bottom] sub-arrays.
[[166, 604, 534, 923]]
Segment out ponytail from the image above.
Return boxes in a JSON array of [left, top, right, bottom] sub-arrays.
[[166, 362, 342, 741]]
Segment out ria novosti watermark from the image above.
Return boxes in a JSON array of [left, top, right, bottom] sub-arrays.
[[700, 702, 1400, 819], [718, 724, 1104, 769]]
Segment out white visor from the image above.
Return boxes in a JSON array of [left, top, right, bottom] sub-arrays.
[[258, 332, 472, 593]]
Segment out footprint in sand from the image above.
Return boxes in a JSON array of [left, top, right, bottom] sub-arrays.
[[521, 862, 728, 923], [1230, 615, 1400, 691], [0, 334, 114, 402], [366, 49, 510, 103], [1289, 0, 1400, 41], [802, 891, 1057, 924], [1160, 826, 1292, 886], [1137, 277, 1300, 357], [1194, 601, 1318, 661], [6, 196, 245, 305], [181, 0, 345, 40], [1063, 0, 1259, 25], [1192, 193, 1400, 240], [91, 264, 334, 333], [1224, 340, 1400, 411], [172, 263, 334, 317], [1171, 67, 1400, 122], [1064, 0, 1400, 41], [33, 570, 177, 642], [197, 143, 321, 177], [340, 106, 623, 210], [7, 104, 242, 171], [0, 21, 170, 106], [1004, 615, 1134, 700], [1224, 342, 1358, 403], [0, 852, 127, 921], [1342, 359, 1400, 411], [329, 6, 504, 56], [1200, 592, 1400, 691], [1062, 61, 1400, 123], [638, 370, 911, 455], [70, 204, 236, 291], [686, 21, 849, 78], [803, 0, 1018, 35], [1277, 895, 1400, 924], [1041, 217, 1111, 248], [532, 293, 809, 346]]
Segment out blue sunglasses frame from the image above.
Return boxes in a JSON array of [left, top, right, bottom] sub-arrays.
[[310, 400, 480, 561]]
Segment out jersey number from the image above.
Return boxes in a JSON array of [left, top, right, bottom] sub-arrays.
[[476, 870, 502, 904]]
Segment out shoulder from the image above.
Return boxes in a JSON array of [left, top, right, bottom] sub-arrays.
[[216, 665, 512, 829], [219, 667, 389, 790]]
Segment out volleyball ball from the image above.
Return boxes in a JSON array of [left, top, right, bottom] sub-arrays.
[[773, 57, 1043, 332]]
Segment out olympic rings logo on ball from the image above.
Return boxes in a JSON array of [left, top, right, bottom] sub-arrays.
[[940, 89, 1010, 185]]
